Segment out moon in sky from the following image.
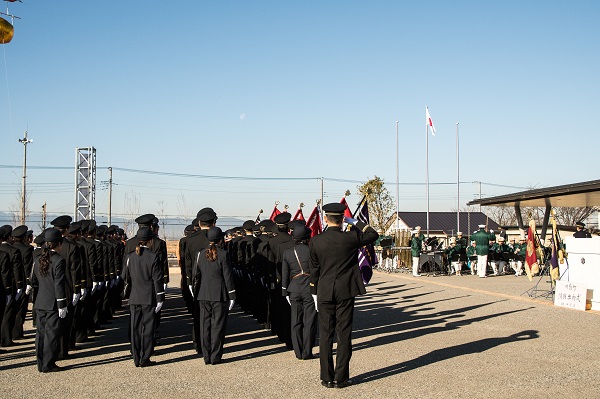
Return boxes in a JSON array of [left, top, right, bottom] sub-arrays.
[[240, 113, 246, 120]]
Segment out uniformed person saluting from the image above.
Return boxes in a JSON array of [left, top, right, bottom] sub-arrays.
[[30, 228, 68, 373], [574, 221, 592, 238], [309, 203, 379, 388], [122, 227, 164, 368]]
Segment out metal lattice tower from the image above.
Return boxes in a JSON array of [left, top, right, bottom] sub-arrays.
[[74, 147, 96, 221]]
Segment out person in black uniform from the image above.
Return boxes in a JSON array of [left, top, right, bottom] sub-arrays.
[[282, 224, 317, 360], [574, 221, 592, 238], [309, 203, 379, 388], [10, 225, 33, 340], [192, 227, 236, 365], [122, 227, 164, 367], [185, 208, 216, 354], [178, 223, 195, 313], [0, 225, 24, 347], [30, 228, 68, 373]]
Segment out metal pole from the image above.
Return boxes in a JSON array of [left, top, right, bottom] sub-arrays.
[[320, 177, 324, 225], [42, 202, 46, 229], [456, 122, 460, 233], [396, 120, 399, 233], [18, 130, 33, 225], [426, 111, 430, 238], [108, 167, 113, 225]]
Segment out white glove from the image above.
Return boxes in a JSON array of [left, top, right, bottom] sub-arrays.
[[286, 296, 291, 306], [188, 285, 193, 296], [72, 292, 80, 306], [15, 288, 22, 301], [80, 288, 87, 300], [311, 294, 318, 312], [58, 307, 68, 319], [490, 230, 494, 233], [5, 295, 10, 305], [25, 285, 32, 295], [155, 301, 163, 313], [164, 283, 168, 291], [92, 282, 99, 293], [344, 217, 358, 225], [228, 299, 235, 311]]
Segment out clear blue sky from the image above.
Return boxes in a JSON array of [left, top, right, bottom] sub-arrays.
[[0, 1, 598, 231]]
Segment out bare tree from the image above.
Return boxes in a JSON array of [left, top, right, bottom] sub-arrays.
[[176, 191, 194, 225], [123, 191, 140, 238], [553, 206, 598, 227], [357, 176, 394, 234], [8, 188, 31, 226], [483, 206, 518, 227], [157, 200, 167, 240]]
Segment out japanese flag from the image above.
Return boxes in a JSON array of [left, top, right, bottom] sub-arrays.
[[426, 107, 436, 135]]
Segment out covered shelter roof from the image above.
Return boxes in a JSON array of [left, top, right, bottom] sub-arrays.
[[467, 179, 600, 208]]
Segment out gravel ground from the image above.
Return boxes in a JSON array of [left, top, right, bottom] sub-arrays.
[[1, 268, 598, 399]]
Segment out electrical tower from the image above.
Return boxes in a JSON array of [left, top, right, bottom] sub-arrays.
[[75, 147, 96, 221]]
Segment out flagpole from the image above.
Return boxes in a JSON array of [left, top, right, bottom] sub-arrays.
[[352, 195, 367, 218], [396, 120, 399, 234], [456, 122, 460, 233], [426, 107, 430, 238]]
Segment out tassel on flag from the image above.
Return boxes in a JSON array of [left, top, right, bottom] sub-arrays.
[[355, 199, 378, 284], [306, 205, 322, 237], [269, 203, 281, 222], [426, 106, 436, 135]]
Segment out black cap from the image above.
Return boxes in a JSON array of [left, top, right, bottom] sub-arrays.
[[80, 220, 91, 231], [197, 207, 215, 219], [576, 221, 586, 228], [11, 225, 28, 238], [27, 230, 33, 237], [135, 214, 155, 226], [322, 203, 346, 215], [1, 225, 13, 236], [0, 226, 8, 239], [34, 231, 46, 246], [207, 227, 225, 243], [274, 212, 291, 225], [191, 218, 199, 227], [252, 224, 261, 233], [152, 217, 159, 226], [69, 221, 82, 235], [242, 220, 255, 230], [289, 219, 306, 230], [51, 215, 72, 228], [96, 225, 107, 236], [45, 228, 63, 243], [117, 228, 125, 235], [106, 225, 118, 234], [184, 224, 195, 233], [292, 225, 311, 240], [198, 209, 217, 223], [136, 226, 154, 241], [260, 220, 275, 229]]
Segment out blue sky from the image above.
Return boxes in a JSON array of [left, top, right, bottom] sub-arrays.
[[0, 1, 598, 230]]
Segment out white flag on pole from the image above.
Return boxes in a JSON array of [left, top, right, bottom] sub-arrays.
[[426, 107, 436, 136]]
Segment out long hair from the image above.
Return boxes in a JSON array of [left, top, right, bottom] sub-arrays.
[[136, 239, 149, 256], [39, 241, 60, 277], [205, 242, 218, 262]]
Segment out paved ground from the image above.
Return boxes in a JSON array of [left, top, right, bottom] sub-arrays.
[[1, 268, 599, 399]]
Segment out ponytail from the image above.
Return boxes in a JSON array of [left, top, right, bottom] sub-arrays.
[[205, 243, 218, 262], [39, 241, 60, 277], [136, 240, 148, 256]]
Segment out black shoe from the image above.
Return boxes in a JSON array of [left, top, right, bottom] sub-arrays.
[[302, 354, 316, 360], [139, 360, 156, 368], [204, 360, 211, 365], [321, 381, 334, 388], [43, 365, 65, 373], [334, 379, 353, 388]]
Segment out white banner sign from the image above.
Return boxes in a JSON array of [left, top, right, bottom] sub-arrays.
[[554, 280, 587, 311]]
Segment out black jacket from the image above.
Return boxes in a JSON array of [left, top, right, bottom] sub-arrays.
[[122, 247, 164, 306], [282, 243, 311, 296], [31, 251, 67, 310], [193, 248, 236, 302]]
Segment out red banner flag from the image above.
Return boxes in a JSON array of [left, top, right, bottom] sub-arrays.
[[292, 207, 305, 221], [269, 204, 281, 221], [525, 220, 538, 282], [339, 197, 353, 218], [306, 206, 322, 237]]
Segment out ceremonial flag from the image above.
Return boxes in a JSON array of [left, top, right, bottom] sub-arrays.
[[426, 106, 436, 135], [524, 219, 538, 282], [269, 204, 281, 221], [339, 197, 353, 218], [255, 209, 263, 224], [355, 199, 378, 284], [550, 223, 562, 282], [306, 205, 322, 237], [292, 207, 305, 221]]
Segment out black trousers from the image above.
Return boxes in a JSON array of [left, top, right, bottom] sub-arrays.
[[12, 292, 29, 338], [1, 294, 17, 346], [289, 292, 317, 359], [130, 305, 156, 366], [59, 302, 75, 358], [35, 309, 61, 372], [199, 300, 228, 364], [191, 300, 201, 352], [318, 297, 355, 383]]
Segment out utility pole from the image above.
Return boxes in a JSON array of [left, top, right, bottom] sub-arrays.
[[18, 130, 33, 225], [42, 202, 47, 229], [108, 167, 113, 225]]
